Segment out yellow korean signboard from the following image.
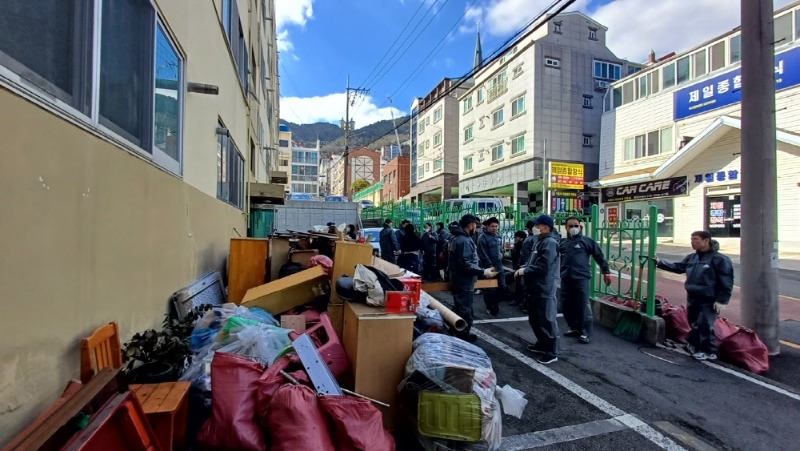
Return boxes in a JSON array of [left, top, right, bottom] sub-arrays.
[[549, 162, 585, 190]]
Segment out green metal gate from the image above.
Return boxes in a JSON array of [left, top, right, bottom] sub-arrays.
[[249, 208, 275, 238], [589, 204, 658, 317]]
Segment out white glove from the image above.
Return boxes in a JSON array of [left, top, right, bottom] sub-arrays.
[[515, 268, 525, 278], [713, 302, 726, 314], [483, 268, 498, 278]]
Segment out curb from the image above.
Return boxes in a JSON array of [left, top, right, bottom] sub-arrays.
[[590, 297, 665, 346]]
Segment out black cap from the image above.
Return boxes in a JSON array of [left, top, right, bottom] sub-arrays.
[[459, 214, 482, 227], [525, 220, 536, 229]]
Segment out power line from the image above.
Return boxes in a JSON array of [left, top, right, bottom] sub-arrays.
[[352, 0, 576, 152]]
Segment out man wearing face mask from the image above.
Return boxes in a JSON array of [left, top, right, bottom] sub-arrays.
[[477, 217, 506, 316], [515, 215, 560, 364], [449, 214, 498, 343], [560, 217, 613, 344]]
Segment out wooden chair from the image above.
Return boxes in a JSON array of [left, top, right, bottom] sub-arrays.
[[80, 322, 189, 451], [80, 322, 123, 384]]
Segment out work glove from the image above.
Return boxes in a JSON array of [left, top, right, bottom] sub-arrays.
[[713, 302, 726, 314], [514, 268, 525, 278], [483, 268, 498, 278], [603, 274, 613, 285]]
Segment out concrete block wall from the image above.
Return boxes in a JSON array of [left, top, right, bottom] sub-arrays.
[[273, 201, 360, 232]]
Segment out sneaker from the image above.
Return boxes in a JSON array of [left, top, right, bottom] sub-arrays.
[[564, 329, 580, 337], [707, 353, 717, 361], [684, 344, 696, 354], [537, 355, 558, 365], [579, 335, 590, 344], [692, 352, 709, 361], [527, 344, 546, 355], [488, 305, 500, 316]]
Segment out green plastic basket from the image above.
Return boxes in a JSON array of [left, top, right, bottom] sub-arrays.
[[417, 391, 482, 442], [613, 310, 643, 342]]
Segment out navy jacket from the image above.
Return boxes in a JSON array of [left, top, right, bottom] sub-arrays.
[[519, 233, 537, 269], [559, 234, 611, 280], [522, 231, 561, 293], [421, 230, 439, 256], [477, 231, 503, 271], [447, 228, 484, 278], [657, 248, 734, 303], [379, 226, 399, 257]]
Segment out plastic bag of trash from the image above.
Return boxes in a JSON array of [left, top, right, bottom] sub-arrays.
[[354, 264, 384, 306], [399, 333, 501, 450], [216, 324, 292, 365], [495, 384, 527, 419]]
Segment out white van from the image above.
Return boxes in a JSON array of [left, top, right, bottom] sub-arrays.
[[443, 198, 504, 212]]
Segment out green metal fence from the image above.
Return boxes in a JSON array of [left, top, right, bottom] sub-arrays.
[[249, 208, 275, 238], [589, 204, 658, 317]]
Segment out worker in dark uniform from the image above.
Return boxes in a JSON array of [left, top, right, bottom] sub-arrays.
[[655, 231, 734, 361], [515, 215, 560, 364], [511, 231, 528, 306], [449, 214, 498, 343], [477, 217, 506, 316], [559, 217, 613, 344], [421, 222, 439, 281], [517, 220, 538, 313], [379, 218, 400, 264], [436, 222, 451, 278]]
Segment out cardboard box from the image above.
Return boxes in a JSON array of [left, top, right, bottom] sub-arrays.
[[289, 249, 319, 268], [384, 291, 419, 314], [397, 278, 421, 303], [241, 266, 327, 314]]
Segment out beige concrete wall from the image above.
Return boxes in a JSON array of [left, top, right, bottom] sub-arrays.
[[0, 88, 244, 441]]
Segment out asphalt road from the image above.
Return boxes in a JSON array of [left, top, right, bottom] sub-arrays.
[[410, 293, 800, 451]]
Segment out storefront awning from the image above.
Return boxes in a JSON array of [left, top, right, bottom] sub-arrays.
[[592, 116, 800, 187]]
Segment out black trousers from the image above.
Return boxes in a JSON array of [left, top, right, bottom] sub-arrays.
[[561, 278, 593, 337], [526, 276, 559, 358], [687, 298, 718, 354], [423, 254, 438, 280], [450, 273, 476, 337]]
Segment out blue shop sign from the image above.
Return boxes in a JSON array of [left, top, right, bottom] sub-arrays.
[[674, 45, 800, 120]]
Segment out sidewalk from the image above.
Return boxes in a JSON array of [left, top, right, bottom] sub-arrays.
[[657, 242, 800, 272]]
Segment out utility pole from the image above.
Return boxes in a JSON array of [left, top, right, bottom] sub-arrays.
[[741, 0, 780, 354], [341, 77, 369, 198], [542, 140, 549, 214], [386, 96, 404, 158]]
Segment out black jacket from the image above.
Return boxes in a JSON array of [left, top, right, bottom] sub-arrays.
[[519, 233, 537, 269], [379, 226, 399, 256], [511, 242, 523, 270], [401, 231, 423, 253], [447, 228, 484, 278], [522, 231, 561, 292], [657, 248, 734, 303], [422, 231, 439, 256], [559, 234, 611, 280], [477, 231, 503, 271], [436, 228, 452, 254]]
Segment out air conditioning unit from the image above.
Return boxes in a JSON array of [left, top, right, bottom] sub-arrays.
[[594, 80, 609, 91]]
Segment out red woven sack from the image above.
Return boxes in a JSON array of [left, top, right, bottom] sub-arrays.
[[319, 396, 396, 451], [718, 328, 770, 374], [662, 305, 690, 343], [197, 352, 266, 451], [714, 317, 739, 342], [256, 354, 311, 421], [267, 384, 336, 451]]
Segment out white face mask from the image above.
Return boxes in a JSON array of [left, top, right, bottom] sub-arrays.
[[570, 227, 581, 236], [536, 226, 546, 236]]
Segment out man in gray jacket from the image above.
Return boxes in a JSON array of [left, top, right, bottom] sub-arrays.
[[560, 217, 613, 344], [515, 215, 560, 364], [655, 231, 734, 361], [449, 214, 498, 343], [477, 217, 506, 316]]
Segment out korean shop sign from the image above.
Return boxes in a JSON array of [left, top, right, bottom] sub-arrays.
[[674, 45, 800, 120], [549, 162, 584, 189], [601, 176, 689, 203]]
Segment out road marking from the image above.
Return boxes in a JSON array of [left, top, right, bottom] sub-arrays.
[[474, 314, 563, 324], [654, 421, 720, 451], [473, 330, 687, 451], [780, 339, 800, 349], [499, 417, 627, 450]]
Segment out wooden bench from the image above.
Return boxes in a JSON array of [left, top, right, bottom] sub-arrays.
[[80, 322, 189, 451], [130, 382, 191, 451]]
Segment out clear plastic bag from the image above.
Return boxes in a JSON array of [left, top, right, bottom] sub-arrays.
[[399, 334, 502, 451], [495, 384, 527, 419], [216, 324, 292, 365]]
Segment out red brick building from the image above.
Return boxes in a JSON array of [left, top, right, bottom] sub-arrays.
[[382, 156, 410, 203]]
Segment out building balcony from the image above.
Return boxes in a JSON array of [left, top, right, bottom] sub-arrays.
[[487, 81, 508, 103]]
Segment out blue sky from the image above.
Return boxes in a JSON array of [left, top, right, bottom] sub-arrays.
[[277, 0, 796, 126]]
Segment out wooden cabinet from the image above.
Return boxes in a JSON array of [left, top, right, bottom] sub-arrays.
[[342, 302, 415, 430], [228, 238, 269, 303], [330, 241, 374, 305]]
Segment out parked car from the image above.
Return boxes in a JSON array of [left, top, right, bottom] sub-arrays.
[[359, 200, 375, 208], [325, 195, 350, 202], [360, 227, 384, 257], [288, 193, 314, 201]]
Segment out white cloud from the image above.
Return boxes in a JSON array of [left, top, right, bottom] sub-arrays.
[[275, 0, 314, 56], [280, 93, 404, 127]]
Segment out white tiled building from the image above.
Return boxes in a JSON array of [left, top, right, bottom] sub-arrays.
[[458, 12, 636, 213], [597, 2, 800, 249]]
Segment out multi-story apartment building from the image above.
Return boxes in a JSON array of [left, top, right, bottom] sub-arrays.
[[597, 2, 800, 249], [410, 78, 473, 203], [290, 141, 320, 195], [329, 147, 382, 198], [459, 12, 635, 213], [278, 124, 292, 192], [383, 156, 411, 203], [0, 0, 280, 438]]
